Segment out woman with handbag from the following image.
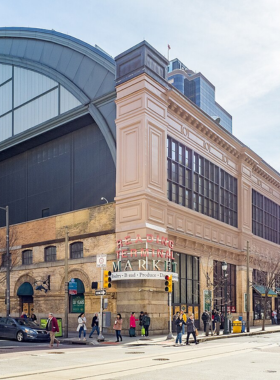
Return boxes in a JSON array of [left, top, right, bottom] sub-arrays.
[[77, 313, 87, 341], [113, 313, 123, 342], [186, 314, 198, 345]]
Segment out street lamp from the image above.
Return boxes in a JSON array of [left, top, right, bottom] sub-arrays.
[[101, 197, 108, 204], [222, 261, 229, 334], [0, 206, 9, 317]]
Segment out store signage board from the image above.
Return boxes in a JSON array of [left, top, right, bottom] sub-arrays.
[[69, 281, 77, 295], [96, 254, 107, 268], [111, 271, 178, 281]]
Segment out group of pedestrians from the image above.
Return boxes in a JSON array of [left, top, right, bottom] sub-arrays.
[[174, 311, 199, 346], [201, 309, 225, 334], [271, 310, 280, 325]]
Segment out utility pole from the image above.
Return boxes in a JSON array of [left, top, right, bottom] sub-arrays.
[[0, 206, 9, 317], [246, 241, 250, 332], [98, 267, 105, 341], [64, 227, 69, 338]]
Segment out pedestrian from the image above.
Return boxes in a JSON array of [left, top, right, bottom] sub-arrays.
[[201, 310, 210, 333], [175, 314, 186, 346], [214, 311, 221, 335], [113, 313, 123, 342], [186, 314, 198, 345], [277, 310, 280, 325], [220, 312, 225, 330], [31, 313, 37, 323], [272, 310, 277, 325], [211, 309, 215, 332], [20, 311, 27, 318], [89, 313, 100, 338], [77, 313, 87, 341], [129, 312, 138, 337], [46, 313, 60, 348], [180, 310, 186, 334], [142, 312, 151, 337]]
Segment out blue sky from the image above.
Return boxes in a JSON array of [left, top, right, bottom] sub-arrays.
[[1, 0, 280, 170]]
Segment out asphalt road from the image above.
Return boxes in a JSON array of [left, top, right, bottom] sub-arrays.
[[0, 333, 279, 379]]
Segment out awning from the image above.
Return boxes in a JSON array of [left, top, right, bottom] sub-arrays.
[[253, 285, 277, 297], [74, 278, 85, 293], [17, 282, 34, 296], [276, 288, 280, 295]]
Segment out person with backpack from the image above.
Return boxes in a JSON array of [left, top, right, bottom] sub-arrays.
[[201, 310, 210, 332], [142, 312, 150, 337]]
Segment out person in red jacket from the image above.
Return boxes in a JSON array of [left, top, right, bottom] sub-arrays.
[[129, 312, 138, 337], [46, 313, 60, 348]]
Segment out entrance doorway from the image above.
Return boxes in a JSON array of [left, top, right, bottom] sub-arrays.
[[17, 282, 34, 317]]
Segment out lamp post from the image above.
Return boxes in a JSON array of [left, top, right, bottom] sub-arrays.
[[222, 261, 229, 335], [0, 206, 10, 317]]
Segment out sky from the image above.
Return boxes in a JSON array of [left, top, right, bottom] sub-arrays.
[[1, 0, 280, 170]]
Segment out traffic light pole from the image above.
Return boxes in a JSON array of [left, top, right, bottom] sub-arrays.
[[166, 291, 173, 340], [98, 267, 104, 342]]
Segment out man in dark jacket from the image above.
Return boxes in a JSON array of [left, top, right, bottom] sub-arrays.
[[186, 314, 198, 345], [89, 313, 100, 338], [175, 314, 186, 345], [46, 313, 60, 348], [142, 312, 150, 337], [201, 311, 210, 332]]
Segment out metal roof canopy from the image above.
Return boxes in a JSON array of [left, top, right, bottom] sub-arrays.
[[252, 285, 277, 298]]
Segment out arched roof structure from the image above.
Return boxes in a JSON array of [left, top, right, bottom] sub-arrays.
[[0, 27, 116, 163]]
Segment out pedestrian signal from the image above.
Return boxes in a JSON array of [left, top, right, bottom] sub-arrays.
[[165, 275, 172, 292], [103, 270, 112, 288]]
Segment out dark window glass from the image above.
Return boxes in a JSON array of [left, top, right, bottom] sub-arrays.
[[70, 242, 83, 259], [44, 246, 56, 262], [42, 208, 50, 218], [167, 136, 238, 227], [22, 250, 32, 265], [213, 261, 236, 312]]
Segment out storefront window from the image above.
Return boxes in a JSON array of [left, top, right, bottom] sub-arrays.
[[213, 261, 236, 312], [253, 294, 272, 320]]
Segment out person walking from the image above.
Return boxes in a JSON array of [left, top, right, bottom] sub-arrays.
[[214, 311, 221, 335], [175, 314, 186, 346], [129, 312, 138, 337], [46, 313, 60, 348], [186, 314, 198, 345], [142, 312, 151, 337], [201, 310, 210, 333], [181, 310, 187, 335], [89, 313, 100, 338], [113, 313, 123, 342], [272, 310, 277, 325], [77, 313, 87, 341]]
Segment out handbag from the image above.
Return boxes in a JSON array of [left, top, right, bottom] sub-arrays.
[[195, 328, 199, 336], [141, 326, 145, 335]]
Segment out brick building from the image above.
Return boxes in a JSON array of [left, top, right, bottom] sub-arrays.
[[0, 28, 279, 333]]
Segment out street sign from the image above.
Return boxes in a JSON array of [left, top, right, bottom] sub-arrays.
[[95, 289, 107, 296], [69, 281, 77, 295], [96, 254, 107, 268]]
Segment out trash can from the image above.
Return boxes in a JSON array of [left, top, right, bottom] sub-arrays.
[[232, 320, 242, 333], [238, 316, 243, 322], [241, 321, 246, 333]]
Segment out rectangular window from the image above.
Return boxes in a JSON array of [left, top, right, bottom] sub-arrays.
[[167, 136, 238, 227], [22, 250, 32, 265], [213, 261, 236, 312]]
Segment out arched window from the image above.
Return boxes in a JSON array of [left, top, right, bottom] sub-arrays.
[[69, 278, 85, 314], [22, 250, 32, 265], [70, 242, 83, 259], [44, 246, 56, 262]]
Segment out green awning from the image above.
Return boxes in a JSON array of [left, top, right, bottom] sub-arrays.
[[253, 285, 277, 298], [276, 287, 280, 295], [17, 282, 34, 296]]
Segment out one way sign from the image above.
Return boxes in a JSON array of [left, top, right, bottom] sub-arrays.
[[95, 289, 107, 296]]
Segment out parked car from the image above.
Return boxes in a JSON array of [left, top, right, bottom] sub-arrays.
[[0, 317, 50, 342]]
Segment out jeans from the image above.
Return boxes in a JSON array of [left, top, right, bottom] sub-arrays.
[[176, 332, 182, 344], [79, 326, 86, 338], [115, 330, 122, 341], [186, 331, 197, 344], [182, 324, 185, 334], [89, 325, 100, 337], [144, 326, 149, 336]]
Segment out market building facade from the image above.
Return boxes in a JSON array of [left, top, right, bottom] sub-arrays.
[[0, 28, 279, 334]]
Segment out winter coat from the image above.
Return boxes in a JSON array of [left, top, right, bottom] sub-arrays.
[[175, 318, 186, 333], [214, 313, 221, 323], [77, 317, 87, 331], [142, 315, 150, 327], [130, 315, 138, 328], [113, 318, 122, 331], [186, 317, 196, 333], [91, 316, 99, 327], [202, 312, 210, 322], [47, 317, 59, 333], [139, 314, 144, 326]]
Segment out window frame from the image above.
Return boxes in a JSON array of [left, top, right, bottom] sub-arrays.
[[22, 250, 33, 265], [70, 242, 83, 259], [44, 246, 56, 262]]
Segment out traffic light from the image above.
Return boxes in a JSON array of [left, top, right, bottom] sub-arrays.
[[165, 275, 172, 292], [103, 270, 112, 288]]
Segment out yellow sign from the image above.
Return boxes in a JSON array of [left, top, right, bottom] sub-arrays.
[[194, 306, 199, 319]]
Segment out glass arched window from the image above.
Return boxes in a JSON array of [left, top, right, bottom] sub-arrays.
[[22, 250, 32, 265], [70, 242, 83, 259], [0, 63, 81, 143], [44, 246, 56, 262]]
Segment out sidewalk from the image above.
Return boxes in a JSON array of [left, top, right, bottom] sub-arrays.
[[59, 324, 280, 346]]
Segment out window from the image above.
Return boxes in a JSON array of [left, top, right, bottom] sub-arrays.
[[44, 246, 56, 262], [70, 242, 83, 259], [42, 208, 50, 218], [1, 253, 11, 268], [22, 250, 32, 265], [213, 261, 236, 312], [252, 189, 279, 244], [167, 136, 238, 227]]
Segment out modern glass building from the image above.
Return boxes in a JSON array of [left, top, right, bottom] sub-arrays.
[[168, 58, 232, 133]]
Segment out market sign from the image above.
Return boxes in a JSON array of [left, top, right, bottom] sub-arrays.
[[111, 271, 178, 281]]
